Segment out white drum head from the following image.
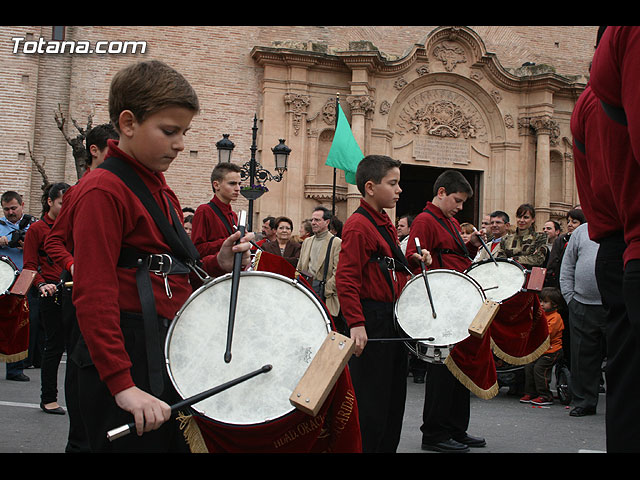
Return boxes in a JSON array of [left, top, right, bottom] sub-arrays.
[[465, 259, 526, 303], [165, 271, 330, 426], [395, 269, 485, 348], [0, 256, 17, 294]]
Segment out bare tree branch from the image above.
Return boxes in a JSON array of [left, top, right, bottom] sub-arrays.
[[27, 141, 50, 191], [54, 104, 93, 180]]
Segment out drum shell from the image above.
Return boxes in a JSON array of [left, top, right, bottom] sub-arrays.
[[165, 271, 331, 426], [394, 269, 486, 363]]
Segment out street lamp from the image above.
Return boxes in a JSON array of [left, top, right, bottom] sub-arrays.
[[216, 114, 291, 231]]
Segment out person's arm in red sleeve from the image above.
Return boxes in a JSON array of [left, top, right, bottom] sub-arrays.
[[406, 214, 436, 272], [71, 189, 134, 396], [335, 227, 369, 330], [45, 207, 75, 274], [22, 223, 46, 288], [619, 27, 640, 166]]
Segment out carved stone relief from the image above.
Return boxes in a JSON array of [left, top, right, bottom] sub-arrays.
[[284, 93, 310, 135], [432, 42, 467, 72]]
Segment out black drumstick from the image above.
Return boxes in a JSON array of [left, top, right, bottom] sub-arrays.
[[473, 227, 498, 266], [106, 364, 272, 441], [414, 237, 437, 318], [367, 337, 435, 343], [225, 210, 247, 363]]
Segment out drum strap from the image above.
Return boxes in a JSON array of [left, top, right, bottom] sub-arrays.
[[354, 207, 409, 299], [600, 99, 627, 126], [98, 157, 202, 396], [312, 235, 335, 299], [207, 201, 236, 235], [422, 208, 472, 264]]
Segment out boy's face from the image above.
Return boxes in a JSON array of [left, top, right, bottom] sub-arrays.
[[436, 187, 467, 218], [118, 106, 194, 172], [366, 167, 401, 210], [214, 171, 241, 204]]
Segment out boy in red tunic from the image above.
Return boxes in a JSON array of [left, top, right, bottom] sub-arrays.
[[405, 170, 485, 453], [191, 162, 241, 258], [336, 155, 431, 452], [68, 60, 253, 452]]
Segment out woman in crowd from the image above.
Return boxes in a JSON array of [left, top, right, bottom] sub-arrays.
[[498, 203, 548, 270], [262, 216, 302, 267], [22, 182, 70, 415]]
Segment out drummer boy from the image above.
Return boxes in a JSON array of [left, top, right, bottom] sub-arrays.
[[336, 154, 431, 453], [405, 170, 486, 453], [68, 60, 253, 452]]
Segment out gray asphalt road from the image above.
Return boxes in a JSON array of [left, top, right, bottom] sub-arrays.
[[0, 354, 606, 454]]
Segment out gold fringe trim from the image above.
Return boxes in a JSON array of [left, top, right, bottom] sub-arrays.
[[177, 413, 209, 453], [491, 335, 550, 366], [0, 350, 28, 363], [444, 355, 499, 400]]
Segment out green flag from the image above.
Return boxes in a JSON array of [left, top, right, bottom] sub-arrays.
[[325, 102, 363, 185]]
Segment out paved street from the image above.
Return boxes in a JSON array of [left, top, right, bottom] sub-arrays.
[[0, 354, 606, 454]]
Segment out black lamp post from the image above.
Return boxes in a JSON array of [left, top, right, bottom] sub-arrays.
[[216, 114, 291, 231]]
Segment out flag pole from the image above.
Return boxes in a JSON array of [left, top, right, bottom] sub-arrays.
[[332, 93, 339, 215]]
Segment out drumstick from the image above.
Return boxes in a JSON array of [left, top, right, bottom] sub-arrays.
[[473, 227, 498, 266], [106, 364, 273, 441], [414, 237, 437, 318], [224, 210, 247, 363], [368, 337, 435, 343]]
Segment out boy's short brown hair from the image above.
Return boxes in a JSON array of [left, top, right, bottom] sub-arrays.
[[211, 162, 242, 185], [355, 155, 401, 196], [108, 60, 200, 131]]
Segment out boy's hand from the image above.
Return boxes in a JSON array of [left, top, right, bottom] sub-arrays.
[[350, 325, 368, 357], [114, 386, 172, 436]]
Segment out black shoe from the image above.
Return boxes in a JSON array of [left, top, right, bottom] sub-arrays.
[[6, 373, 30, 382], [40, 402, 66, 415], [453, 434, 487, 448], [421, 438, 470, 453], [569, 406, 596, 417]]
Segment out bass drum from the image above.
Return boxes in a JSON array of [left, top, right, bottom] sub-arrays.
[[165, 271, 331, 426], [465, 258, 527, 303], [0, 256, 19, 296], [395, 269, 486, 363]]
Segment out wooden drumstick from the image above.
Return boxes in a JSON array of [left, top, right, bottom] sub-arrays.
[[106, 364, 272, 441], [224, 210, 247, 363], [473, 227, 498, 266], [414, 237, 437, 318]]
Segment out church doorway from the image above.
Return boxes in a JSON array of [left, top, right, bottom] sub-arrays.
[[397, 164, 482, 227]]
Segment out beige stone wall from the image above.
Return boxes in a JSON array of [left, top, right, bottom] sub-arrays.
[[1, 26, 597, 232]]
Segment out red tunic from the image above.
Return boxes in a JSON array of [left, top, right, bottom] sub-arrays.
[[22, 213, 62, 284], [570, 85, 623, 241], [335, 199, 408, 329], [590, 26, 640, 265], [405, 201, 478, 273], [69, 140, 224, 396], [191, 195, 238, 258]]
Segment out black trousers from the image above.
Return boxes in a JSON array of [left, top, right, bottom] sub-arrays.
[[420, 362, 470, 444], [595, 234, 640, 453], [73, 312, 189, 453], [39, 294, 65, 404], [348, 300, 408, 453], [59, 287, 90, 453]]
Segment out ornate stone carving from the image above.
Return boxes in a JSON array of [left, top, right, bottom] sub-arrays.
[[395, 89, 486, 142], [321, 97, 337, 125], [432, 42, 467, 72], [394, 77, 408, 90], [530, 115, 561, 146], [379, 100, 391, 115], [416, 64, 430, 76], [504, 114, 515, 129], [284, 93, 310, 135], [347, 95, 375, 116]]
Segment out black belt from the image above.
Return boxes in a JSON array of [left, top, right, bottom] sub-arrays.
[[600, 100, 627, 126], [118, 248, 190, 396]]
